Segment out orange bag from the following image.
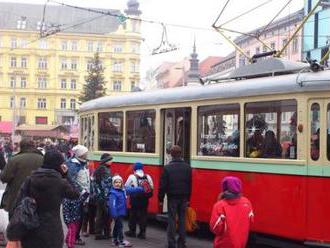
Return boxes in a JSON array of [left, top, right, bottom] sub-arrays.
[[185, 207, 198, 232], [6, 241, 22, 248]]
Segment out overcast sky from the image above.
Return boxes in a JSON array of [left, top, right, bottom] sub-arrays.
[[1, 0, 304, 78]]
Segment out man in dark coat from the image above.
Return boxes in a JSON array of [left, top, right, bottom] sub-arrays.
[[0, 139, 43, 218], [0, 151, 5, 171], [7, 150, 80, 248], [94, 153, 113, 240], [158, 145, 192, 248]]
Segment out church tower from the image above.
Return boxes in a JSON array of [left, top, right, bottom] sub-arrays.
[[187, 39, 201, 86]]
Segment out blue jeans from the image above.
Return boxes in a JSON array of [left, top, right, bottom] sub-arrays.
[[112, 217, 124, 243]]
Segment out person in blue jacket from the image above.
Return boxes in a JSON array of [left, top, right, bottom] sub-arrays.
[[108, 175, 143, 247]]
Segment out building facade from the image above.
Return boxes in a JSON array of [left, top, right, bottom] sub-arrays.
[[234, 9, 304, 67], [303, 0, 330, 64], [0, 1, 142, 126]]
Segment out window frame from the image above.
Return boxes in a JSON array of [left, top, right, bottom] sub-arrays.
[[98, 111, 124, 152], [126, 109, 156, 153], [197, 103, 240, 158], [244, 99, 298, 160]]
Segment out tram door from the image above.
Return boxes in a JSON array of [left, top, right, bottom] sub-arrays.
[[161, 108, 191, 213], [162, 107, 191, 165]]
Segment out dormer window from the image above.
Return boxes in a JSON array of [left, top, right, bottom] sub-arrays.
[[37, 21, 46, 31], [17, 17, 27, 30]]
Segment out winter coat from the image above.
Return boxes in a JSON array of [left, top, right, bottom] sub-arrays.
[[93, 164, 112, 202], [0, 152, 6, 170], [17, 168, 79, 248], [125, 169, 154, 207], [0, 148, 43, 214], [108, 186, 144, 218], [158, 159, 192, 201], [209, 196, 254, 248], [62, 157, 89, 224]]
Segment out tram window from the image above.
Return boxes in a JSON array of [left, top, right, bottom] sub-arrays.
[[310, 103, 320, 161], [197, 104, 240, 157], [126, 110, 156, 153], [245, 100, 297, 159], [98, 112, 123, 151], [82, 116, 95, 150], [327, 104, 330, 161]]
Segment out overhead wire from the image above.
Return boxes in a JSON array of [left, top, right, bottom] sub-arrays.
[[49, 0, 217, 32], [218, 0, 273, 27], [259, 0, 294, 37]]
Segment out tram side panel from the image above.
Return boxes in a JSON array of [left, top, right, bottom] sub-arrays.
[[190, 168, 307, 241], [306, 176, 330, 243]]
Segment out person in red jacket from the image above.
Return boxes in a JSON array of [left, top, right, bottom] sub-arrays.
[[209, 176, 254, 248]]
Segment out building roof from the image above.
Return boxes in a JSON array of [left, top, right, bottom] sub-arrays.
[[0, 121, 13, 134], [234, 9, 304, 44], [199, 56, 223, 77], [0, 2, 121, 34]]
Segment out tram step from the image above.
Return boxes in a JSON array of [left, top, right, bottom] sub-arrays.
[[155, 213, 168, 223]]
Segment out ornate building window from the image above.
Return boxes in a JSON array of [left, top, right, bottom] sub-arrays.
[[60, 79, 67, 89], [71, 41, 78, 51], [21, 57, 27, 68], [70, 79, 77, 89], [113, 43, 123, 53], [71, 59, 78, 70], [113, 80, 122, 92], [96, 42, 104, 52], [38, 57, 47, 69], [20, 77, 27, 88], [87, 41, 94, 52], [38, 77, 47, 89], [10, 77, 16, 88], [10, 96, 14, 108], [131, 81, 135, 91], [39, 39, 47, 49], [37, 98, 47, 109], [61, 58, 67, 70], [20, 97, 26, 108], [61, 40, 68, 51], [112, 61, 123, 72], [130, 62, 138, 73], [11, 37, 17, 48], [60, 98, 66, 109], [70, 99, 76, 110], [10, 57, 17, 68]]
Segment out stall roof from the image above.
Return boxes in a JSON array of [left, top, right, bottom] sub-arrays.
[[0, 121, 13, 134]]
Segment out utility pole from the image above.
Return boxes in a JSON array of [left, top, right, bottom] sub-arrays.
[[11, 76, 16, 142]]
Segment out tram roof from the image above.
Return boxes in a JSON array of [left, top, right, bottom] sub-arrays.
[[80, 70, 330, 113]]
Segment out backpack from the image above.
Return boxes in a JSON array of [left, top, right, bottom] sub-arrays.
[[135, 175, 153, 198]]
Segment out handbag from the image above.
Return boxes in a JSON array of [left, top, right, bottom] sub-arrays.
[[6, 177, 40, 241]]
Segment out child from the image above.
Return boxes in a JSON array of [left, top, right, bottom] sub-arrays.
[[108, 175, 143, 247], [209, 176, 254, 248], [125, 162, 154, 239]]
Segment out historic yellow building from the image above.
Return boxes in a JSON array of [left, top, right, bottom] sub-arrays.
[[0, 1, 141, 126]]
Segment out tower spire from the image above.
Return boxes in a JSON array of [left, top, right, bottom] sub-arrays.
[[187, 38, 201, 86]]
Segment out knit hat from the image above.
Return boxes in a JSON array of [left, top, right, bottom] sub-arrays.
[[221, 176, 242, 194], [100, 153, 113, 165], [112, 175, 123, 184], [133, 162, 143, 171], [72, 145, 88, 158], [42, 150, 65, 172]]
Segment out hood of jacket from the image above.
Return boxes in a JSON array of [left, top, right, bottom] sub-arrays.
[[134, 169, 145, 178]]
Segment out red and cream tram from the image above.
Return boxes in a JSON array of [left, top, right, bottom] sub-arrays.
[[79, 59, 330, 246]]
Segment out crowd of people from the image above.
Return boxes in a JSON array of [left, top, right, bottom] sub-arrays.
[[0, 138, 254, 248]]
